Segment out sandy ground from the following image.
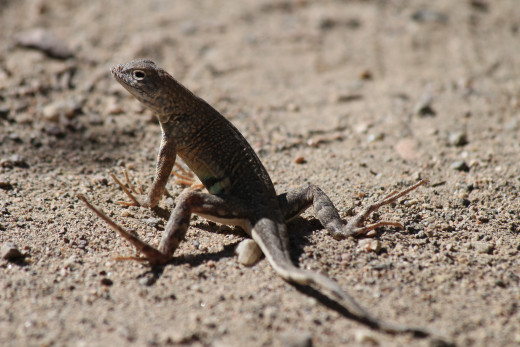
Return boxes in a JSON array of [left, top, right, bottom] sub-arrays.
[[1, 0, 520, 346]]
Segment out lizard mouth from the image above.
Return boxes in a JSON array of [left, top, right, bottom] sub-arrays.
[[110, 64, 123, 78]]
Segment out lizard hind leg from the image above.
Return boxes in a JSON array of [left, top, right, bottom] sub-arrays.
[[278, 180, 426, 240]]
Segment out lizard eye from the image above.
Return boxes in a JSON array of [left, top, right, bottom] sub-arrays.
[[133, 70, 145, 80]]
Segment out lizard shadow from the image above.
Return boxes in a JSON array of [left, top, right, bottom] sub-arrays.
[[148, 208, 321, 266], [150, 205, 171, 220], [292, 284, 428, 338], [135, 215, 320, 286], [285, 217, 410, 334], [136, 216, 433, 339], [138, 242, 239, 285], [284, 218, 435, 339], [286, 216, 324, 262]]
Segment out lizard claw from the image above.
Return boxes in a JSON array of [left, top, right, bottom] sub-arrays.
[[337, 180, 427, 239], [111, 169, 145, 207], [172, 162, 204, 190]]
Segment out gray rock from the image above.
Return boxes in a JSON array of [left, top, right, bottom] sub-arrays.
[[1, 243, 23, 260], [15, 28, 74, 59]]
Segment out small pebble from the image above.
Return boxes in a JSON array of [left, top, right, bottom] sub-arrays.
[[235, 239, 263, 266], [366, 229, 377, 237], [448, 131, 468, 147], [355, 329, 380, 344], [470, 0, 489, 12], [0, 155, 28, 169], [92, 175, 108, 186], [416, 231, 427, 239], [332, 93, 363, 103], [477, 215, 490, 223], [15, 28, 74, 59], [318, 17, 336, 30], [10, 154, 28, 168], [474, 242, 494, 254], [44, 124, 66, 138], [306, 138, 321, 148], [294, 156, 306, 164], [0, 179, 13, 190], [100, 278, 113, 286], [165, 197, 175, 207], [42, 99, 82, 121], [0, 158, 13, 169], [0, 107, 10, 119], [8, 133, 23, 142], [414, 95, 436, 117], [121, 210, 133, 217], [451, 161, 470, 172], [359, 70, 373, 80], [206, 260, 215, 268], [367, 132, 384, 143], [143, 217, 162, 227], [395, 139, 419, 160], [1, 243, 23, 260], [286, 103, 300, 112], [354, 122, 371, 134], [42, 103, 61, 122], [139, 274, 156, 286], [280, 330, 313, 347], [403, 198, 419, 207], [357, 239, 381, 253], [410, 9, 448, 23], [106, 98, 123, 115]]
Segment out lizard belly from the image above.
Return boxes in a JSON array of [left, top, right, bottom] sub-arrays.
[[196, 213, 253, 236], [178, 154, 231, 195]]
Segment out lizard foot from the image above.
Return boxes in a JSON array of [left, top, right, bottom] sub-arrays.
[[338, 180, 427, 239], [78, 194, 171, 265], [172, 162, 204, 190]]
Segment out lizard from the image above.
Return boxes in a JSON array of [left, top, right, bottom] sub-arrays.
[[78, 59, 445, 341]]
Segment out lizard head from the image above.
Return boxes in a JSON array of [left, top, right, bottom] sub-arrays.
[[111, 59, 175, 119]]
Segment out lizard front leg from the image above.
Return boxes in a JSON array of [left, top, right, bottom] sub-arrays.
[[116, 131, 177, 208], [278, 180, 426, 239], [79, 191, 251, 265]]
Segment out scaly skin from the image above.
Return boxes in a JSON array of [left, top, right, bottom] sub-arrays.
[[79, 59, 450, 343]]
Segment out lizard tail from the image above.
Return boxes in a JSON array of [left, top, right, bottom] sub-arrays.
[[251, 222, 439, 338]]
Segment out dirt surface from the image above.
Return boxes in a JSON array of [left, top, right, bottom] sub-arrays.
[[1, 0, 520, 346]]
